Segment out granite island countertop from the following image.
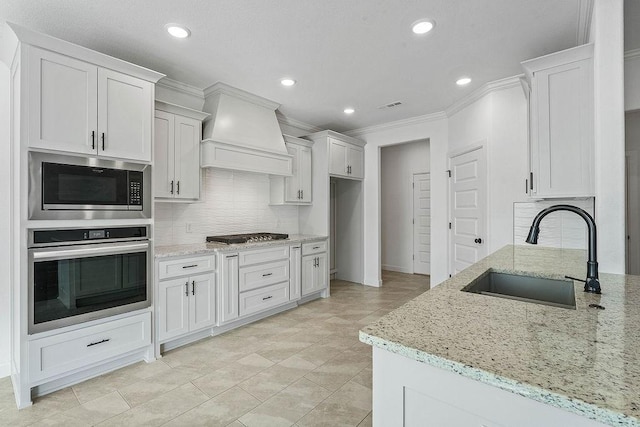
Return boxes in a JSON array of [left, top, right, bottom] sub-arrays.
[[360, 245, 640, 426], [154, 234, 327, 258]]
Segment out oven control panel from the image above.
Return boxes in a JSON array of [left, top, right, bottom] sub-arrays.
[[129, 171, 143, 209], [31, 226, 148, 246]]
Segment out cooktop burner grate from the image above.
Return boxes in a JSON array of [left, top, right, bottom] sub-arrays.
[[206, 232, 289, 244]]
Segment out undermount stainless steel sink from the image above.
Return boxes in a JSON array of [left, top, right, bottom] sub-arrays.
[[462, 271, 576, 310]]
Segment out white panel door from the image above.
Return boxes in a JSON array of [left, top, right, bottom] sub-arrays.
[[413, 173, 431, 275], [329, 138, 347, 176], [28, 46, 97, 155], [158, 278, 189, 342], [219, 254, 239, 323], [301, 255, 316, 296], [299, 146, 312, 202], [284, 143, 300, 202], [347, 144, 364, 179], [189, 273, 216, 331], [97, 68, 152, 162], [154, 111, 174, 198], [449, 148, 486, 275], [174, 115, 201, 199], [315, 253, 328, 292]]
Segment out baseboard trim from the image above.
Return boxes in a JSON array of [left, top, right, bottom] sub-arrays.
[[381, 264, 413, 274]]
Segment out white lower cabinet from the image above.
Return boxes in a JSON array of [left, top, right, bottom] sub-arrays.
[[239, 281, 290, 317], [28, 312, 151, 383], [156, 256, 216, 343], [290, 245, 302, 301], [219, 253, 239, 324], [302, 241, 328, 296]]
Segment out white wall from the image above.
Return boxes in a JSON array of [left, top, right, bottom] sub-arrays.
[[592, 0, 626, 274], [349, 115, 448, 287], [154, 169, 299, 246], [448, 84, 529, 255], [0, 60, 10, 377], [380, 140, 430, 273]]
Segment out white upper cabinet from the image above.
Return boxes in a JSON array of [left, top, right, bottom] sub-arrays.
[[28, 47, 98, 156], [154, 102, 209, 201], [522, 44, 594, 198], [20, 30, 164, 162], [328, 136, 364, 180], [270, 135, 313, 205]]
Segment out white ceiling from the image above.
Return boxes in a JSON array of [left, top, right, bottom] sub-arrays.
[[1, 0, 589, 132]]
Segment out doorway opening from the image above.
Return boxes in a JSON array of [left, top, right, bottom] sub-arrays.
[[626, 110, 640, 274]]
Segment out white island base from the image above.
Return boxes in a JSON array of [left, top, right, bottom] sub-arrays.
[[373, 347, 608, 427]]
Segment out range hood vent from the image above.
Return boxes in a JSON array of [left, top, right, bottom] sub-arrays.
[[200, 83, 293, 176]]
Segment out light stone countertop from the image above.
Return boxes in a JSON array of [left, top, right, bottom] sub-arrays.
[[154, 234, 327, 258], [360, 245, 640, 426]]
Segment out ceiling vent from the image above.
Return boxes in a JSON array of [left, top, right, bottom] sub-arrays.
[[378, 101, 403, 109]]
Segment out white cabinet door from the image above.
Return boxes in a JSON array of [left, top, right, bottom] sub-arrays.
[[284, 143, 301, 202], [315, 253, 328, 292], [299, 146, 312, 202], [347, 144, 364, 179], [189, 273, 216, 331], [329, 138, 348, 177], [174, 115, 201, 199], [97, 68, 152, 162], [219, 254, 239, 323], [289, 246, 301, 301], [28, 46, 98, 155], [154, 110, 175, 198], [301, 255, 316, 296], [158, 278, 190, 342], [530, 58, 593, 197]]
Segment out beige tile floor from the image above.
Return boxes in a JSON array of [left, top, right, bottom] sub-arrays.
[[0, 271, 429, 426]]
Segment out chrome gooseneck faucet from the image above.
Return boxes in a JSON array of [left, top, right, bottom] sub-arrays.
[[525, 204, 601, 294]]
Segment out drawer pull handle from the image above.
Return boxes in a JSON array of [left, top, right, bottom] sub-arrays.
[[262, 295, 273, 301], [192, 280, 195, 295], [227, 255, 238, 258], [313, 246, 320, 249], [262, 272, 273, 277], [182, 264, 198, 269], [87, 338, 110, 347]]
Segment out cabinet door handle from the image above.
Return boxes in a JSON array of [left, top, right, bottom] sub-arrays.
[[101, 132, 105, 151], [87, 338, 110, 347], [170, 180, 174, 194], [262, 272, 273, 277], [301, 190, 303, 199], [262, 295, 273, 301], [176, 181, 180, 195], [185, 281, 189, 296], [529, 172, 533, 191], [182, 264, 198, 269], [192, 280, 195, 295], [91, 131, 95, 150], [525, 179, 528, 194]]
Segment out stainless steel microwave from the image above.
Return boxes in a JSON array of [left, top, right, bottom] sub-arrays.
[[29, 152, 150, 220]]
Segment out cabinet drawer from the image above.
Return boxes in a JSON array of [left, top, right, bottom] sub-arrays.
[[302, 241, 327, 256], [239, 246, 290, 266], [158, 255, 215, 280], [239, 281, 290, 317], [29, 312, 151, 383], [239, 259, 289, 292]]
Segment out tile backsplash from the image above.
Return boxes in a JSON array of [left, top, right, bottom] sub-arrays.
[[513, 198, 595, 249], [154, 168, 299, 246]]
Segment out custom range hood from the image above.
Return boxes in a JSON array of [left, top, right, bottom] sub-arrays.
[[200, 83, 293, 176]]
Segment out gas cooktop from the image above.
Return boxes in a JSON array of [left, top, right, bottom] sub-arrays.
[[206, 232, 289, 244]]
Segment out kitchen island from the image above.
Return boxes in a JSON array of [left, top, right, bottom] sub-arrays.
[[360, 245, 640, 426]]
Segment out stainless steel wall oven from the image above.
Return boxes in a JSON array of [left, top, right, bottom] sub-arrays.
[[29, 152, 151, 220], [28, 226, 151, 334]]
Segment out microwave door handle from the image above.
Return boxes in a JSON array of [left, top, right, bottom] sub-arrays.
[[31, 242, 149, 262]]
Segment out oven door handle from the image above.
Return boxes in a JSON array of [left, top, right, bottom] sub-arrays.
[[31, 242, 150, 261]]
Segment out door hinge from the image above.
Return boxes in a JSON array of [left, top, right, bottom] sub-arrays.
[[412, 182, 414, 188], [413, 255, 415, 260], [413, 218, 415, 224], [449, 222, 452, 229], [447, 170, 451, 178]]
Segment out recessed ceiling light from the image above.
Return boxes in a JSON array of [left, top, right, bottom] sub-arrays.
[[412, 19, 435, 35], [456, 77, 472, 86], [344, 108, 355, 115], [165, 24, 191, 39], [280, 78, 296, 87]]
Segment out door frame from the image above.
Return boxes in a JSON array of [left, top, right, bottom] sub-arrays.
[[447, 142, 488, 278], [412, 172, 431, 275]]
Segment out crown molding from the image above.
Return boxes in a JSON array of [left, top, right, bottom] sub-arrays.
[[626, 48, 640, 61], [276, 112, 323, 134], [156, 77, 204, 99], [445, 75, 523, 117], [344, 111, 447, 138], [577, 0, 594, 44]]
